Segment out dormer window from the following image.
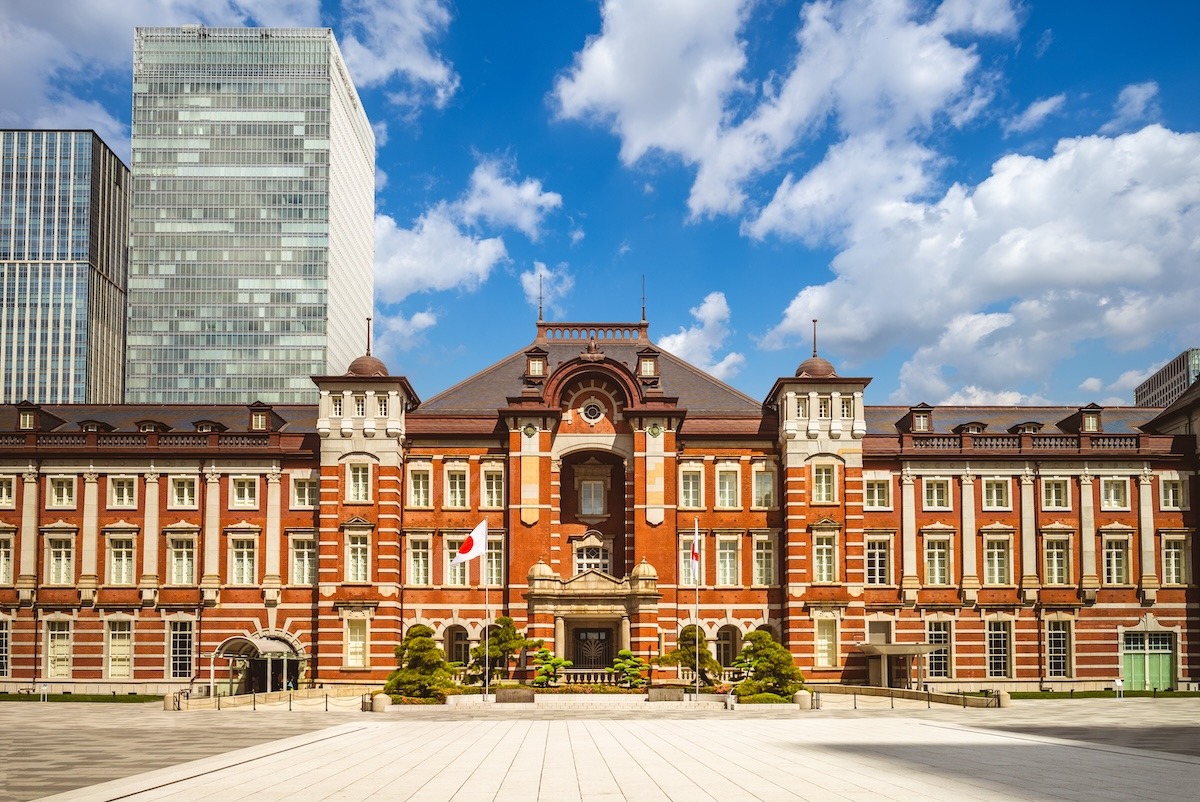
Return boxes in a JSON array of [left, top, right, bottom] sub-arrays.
[[250, 412, 268, 431], [197, 423, 214, 433], [955, 422, 985, 435], [139, 423, 159, 433], [913, 412, 930, 432], [1015, 423, 1041, 435], [640, 358, 656, 377], [1082, 412, 1100, 432], [528, 357, 544, 377], [82, 423, 100, 433], [19, 411, 35, 430]]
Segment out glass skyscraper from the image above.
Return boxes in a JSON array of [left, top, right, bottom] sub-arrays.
[[0, 130, 129, 404], [127, 26, 375, 404]]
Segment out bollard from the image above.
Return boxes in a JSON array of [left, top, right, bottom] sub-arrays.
[[890, 692, 894, 709], [853, 693, 857, 710], [794, 690, 813, 710], [217, 694, 221, 711], [325, 693, 329, 712], [289, 692, 293, 712], [252, 692, 256, 711], [927, 690, 931, 709]]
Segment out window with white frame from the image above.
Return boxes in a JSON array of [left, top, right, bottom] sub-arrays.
[[408, 465, 432, 507], [813, 465, 836, 504], [865, 536, 892, 585], [717, 537, 739, 585], [353, 395, 366, 417], [984, 537, 1012, 585], [290, 537, 316, 585], [170, 476, 197, 508], [1042, 478, 1069, 510], [346, 533, 369, 582], [48, 476, 75, 508], [752, 466, 775, 508], [408, 538, 430, 584], [446, 538, 467, 585], [1, 535, 13, 584], [864, 479, 891, 510], [575, 544, 610, 575], [168, 538, 196, 585], [924, 538, 951, 585], [926, 620, 951, 678], [292, 478, 318, 508], [482, 466, 504, 508], [47, 537, 74, 584], [377, 395, 389, 417], [680, 465, 703, 509], [752, 537, 775, 585], [47, 620, 71, 678], [716, 464, 740, 508], [346, 618, 367, 667], [1162, 536, 1188, 585], [251, 411, 268, 431], [0, 476, 13, 508], [983, 478, 1010, 510], [1161, 478, 1187, 510], [331, 395, 343, 417], [19, 410, 34, 430], [348, 464, 371, 503], [169, 620, 193, 678], [107, 620, 133, 679], [1100, 478, 1129, 510], [817, 396, 832, 419], [444, 465, 468, 509], [912, 411, 930, 432], [840, 396, 853, 419], [1043, 538, 1070, 585], [486, 540, 504, 586], [231, 477, 257, 508], [1046, 620, 1072, 678], [813, 533, 837, 583], [0, 619, 9, 676], [986, 620, 1012, 678], [1082, 412, 1100, 432], [109, 477, 136, 509], [580, 480, 605, 516], [107, 537, 135, 585], [814, 618, 837, 667], [1103, 537, 1130, 584], [230, 538, 256, 584], [923, 478, 950, 510], [679, 536, 701, 586]]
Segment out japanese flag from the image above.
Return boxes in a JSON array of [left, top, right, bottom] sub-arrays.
[[451, 520, 489, 565]]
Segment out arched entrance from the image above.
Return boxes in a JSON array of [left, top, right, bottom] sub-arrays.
[[209, 634, 301, 696]]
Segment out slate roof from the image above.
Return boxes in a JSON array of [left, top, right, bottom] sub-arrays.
[[864, 405, 1158, 435], [0, 404, 319, 433]]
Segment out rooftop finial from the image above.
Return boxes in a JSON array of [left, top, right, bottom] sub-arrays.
[[641, 274, 646, 323], [366, 316, 373, 356], [538, 275, 543, 322], [812, 319, 818, 358]]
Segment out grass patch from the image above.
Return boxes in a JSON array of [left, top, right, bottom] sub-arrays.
[[0, 693, 161, 703]]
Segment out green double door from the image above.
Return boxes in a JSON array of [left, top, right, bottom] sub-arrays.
[[1122, 632, 1173, 691]]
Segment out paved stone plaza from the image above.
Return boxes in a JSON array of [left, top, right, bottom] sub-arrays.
[[4, 697, 1199, 801]]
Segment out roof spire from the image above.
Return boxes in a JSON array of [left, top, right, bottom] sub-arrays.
[[538, 275, 543, 322], [641, 274, 646, 323], [812, 319, 818, 357], [366, 316, 373, 356]]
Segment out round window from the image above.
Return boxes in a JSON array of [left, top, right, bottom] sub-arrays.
[[581, 402, 603, 423]]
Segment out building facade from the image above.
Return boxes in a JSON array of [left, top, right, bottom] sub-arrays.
[[0, 130, 129, 404], [125, 26, 375, 405], [1135, 349, 1200, 408], [0, 320, 1195, 695]]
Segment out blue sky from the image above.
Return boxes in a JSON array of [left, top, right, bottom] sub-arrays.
[[2, 0, 1199, 406]]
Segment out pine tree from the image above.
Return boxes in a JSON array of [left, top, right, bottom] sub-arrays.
[[654, 624, 724, 686], [383, 624, 454, 698]]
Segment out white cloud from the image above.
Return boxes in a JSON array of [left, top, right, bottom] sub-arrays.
[[373, 308, 439, 363], [374, 204, 507, 303], [458, 160, 563, 241], [1100, 81, 1160, 134], [339, 0, 459, 108], [939, 386, 1043, 406], [658, 292, 745, 381], [1078, 377, 1103, 393], [375, 168, 389, 193], [569, 228, 585, 246], [1108, 364, 1160, 394], [1035, 29, 1053, 58], [1003, 94, 1066, 135], [521, 262, 575, 317]]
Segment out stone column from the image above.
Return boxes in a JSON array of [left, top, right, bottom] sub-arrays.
[[900, 466, 918, 604], [1138, 468, 1159, 602], [620, 616, 631, 652], [200, 466, 222, 605], [79, 471, 99, 604], [554, 616, 565, 658], [1079, 472, 1098, 601], [829, 391, 843, 438], [263, 466, 282, 608], [16, 469, 39, 603], [960, 473, 978, 604], [141, 472, 160, 603], [1020, 469, 1039, 603]]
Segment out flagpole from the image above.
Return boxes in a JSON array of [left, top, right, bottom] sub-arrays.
[[694, 517, 700, 701], [484, 572, 490, 702]]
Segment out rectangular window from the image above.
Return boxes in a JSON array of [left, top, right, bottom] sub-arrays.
[[984, 538, 1011, 585], [1042, 478, 1069, 510], [813, 534, 836, 583], [1103, 538, 1130, 585], [331, 395, 343, 417], [912, 412, 930, 432], [1047, 620, 1072, 678], [231, 538, 256, 585], [1161, 478, 1186, 510], [231, 477, 257, 508], [0, 619, 9, 676], [110, 477, 137, 509], [19, 410, 34, 430], [0, 476, 14, 508], [409, 539, 430, 585], [817, 396, 832, 419], [170, 621, 193, 679], [48, 538, 74, 584], [752, 538, 775, 585], [1100, 478, 1128, 510], [108, 538, 135, 585], [813, 465, 835, 504], [445, 466, 468, 509], [292, 478, 318, 508], [291, 538, 316, 585], [47, 621, 71, 678], [983, 478, 1010, 510], [580, 480, 605, 516], [347, 534, 369, 582], [377, 396, 389, 417], [409, 468, 431, 507], [353, 395, 366, 417], [575, 545, 610, 574], [346, 619, 367, 667], [49, 477, 75, 508], [716, 466, 739, 508], [924, 478, 950, 510], [986, 621, 1012, 678], [814, 618, 836, 667], [486, 540, 504, 586], [348, 465, 371, 503], [864, 479, 891, 510], [926, 621, 950, 678], [170, 477, 197, 508], [925, 539, 950, 585], [717, 538, 739, 585], [840, 396, 853, 419], [169, 539, 195, 585], [865, 538, 891, 585], [680, 467, 702, 509], [251, 411, 268, 430], [482, 468, 504, 508], [108, 620, 133, 679], [1163, 538, 1187, 585], [1, 536, 13, 585], [752, 468, 775, 508], [680, 538, 701, 586], [445, 538, 467, 586], [1082, 412, 1099, 432], [1044, 539, 1070, 585]]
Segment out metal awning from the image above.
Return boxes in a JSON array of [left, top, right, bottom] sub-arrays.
[[213, 635, 296, 659], [854, 642, 946, 656]]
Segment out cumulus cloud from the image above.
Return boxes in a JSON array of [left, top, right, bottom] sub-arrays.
[[1100, 81, 1160, 134], [1003, 94, 1066, 135], [373, 308, 438, 363], [458, 160, 563, 241], [1078, 377, 1103, 393], [374, 204, 507, 303], [520, 262, 575, 317], [340, 0, 459, 109], [658, 292, 745, 381]]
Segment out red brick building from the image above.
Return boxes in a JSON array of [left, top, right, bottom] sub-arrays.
[[0, 320, 1196, 694]]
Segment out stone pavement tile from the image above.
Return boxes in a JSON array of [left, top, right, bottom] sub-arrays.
[[578, 719, 670, 802]]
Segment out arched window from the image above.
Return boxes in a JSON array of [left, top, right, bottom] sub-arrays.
[[716, 625, 742, 666], [444, 625, 469, 666]]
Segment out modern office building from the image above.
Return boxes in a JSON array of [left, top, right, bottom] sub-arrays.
[[1, 318, 1196, 697], [125, 26, 375, 404], [1135, 349, 1200, 407], [0, 130, 129, 404]]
